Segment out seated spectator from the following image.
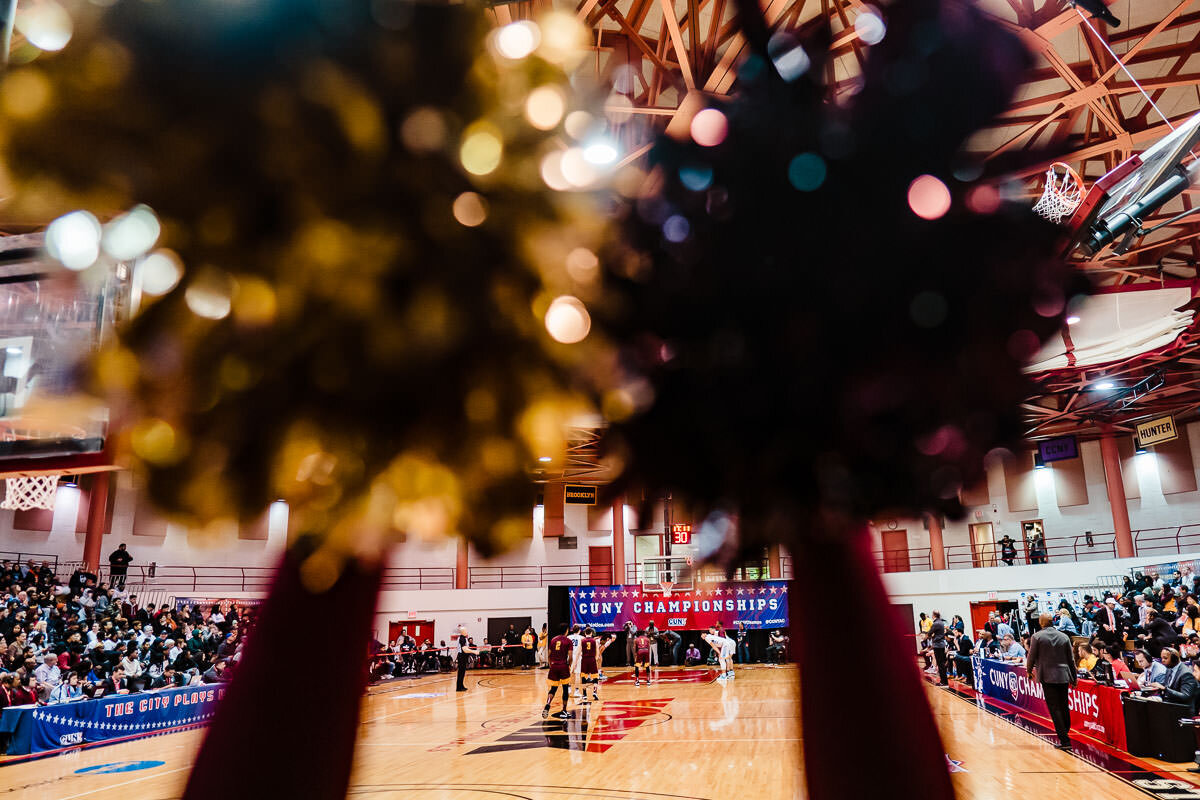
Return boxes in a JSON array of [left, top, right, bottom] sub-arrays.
[[201, 659, 229, 683], [1144, 648, 1197, 708], [33, 653, 60, 689], [1101, 646, 1135, 685], [998, 634, 1025, 662], [1075, 642, 1097, 673], [12, 673, 39, 705], [685, 644, 702, 666], [1054, 608, 1078, 635], [49, 672, 83, 704], [100, 665, 130, 696], [1133, 649, 1166, 690], [149, 665, 180, 689], [952, 629, 976, 686], [765, 630, 787, 663]]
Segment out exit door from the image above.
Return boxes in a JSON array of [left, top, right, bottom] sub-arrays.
[[589, 546, 614, 584], [388, 620, 435, 645]]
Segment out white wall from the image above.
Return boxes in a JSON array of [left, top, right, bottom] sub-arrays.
[[869, 420, 1200, 561], [373, 587, 548, 645], [884, 549, 1200, 634]]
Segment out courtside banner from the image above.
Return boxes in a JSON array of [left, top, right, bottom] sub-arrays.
[[0, 684, 227, 755], [568, 582, 789, 631], [972, 657, 1126, 749]]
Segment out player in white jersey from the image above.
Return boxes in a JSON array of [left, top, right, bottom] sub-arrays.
[[705, 625, 736, 680], [568, 625, 585, 698]]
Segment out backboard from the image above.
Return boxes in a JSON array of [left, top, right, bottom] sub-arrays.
[[1068, 111, 1200, 255], [0, 233, 128, 475], [638, 555, 696, 594]]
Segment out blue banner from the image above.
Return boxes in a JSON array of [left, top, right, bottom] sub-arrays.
[[0, 684, 227, 755], [569, 581, 790, 631]]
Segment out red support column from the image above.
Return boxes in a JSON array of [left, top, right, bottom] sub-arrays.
[[455, 536, 468, 589], [925, 513, 946, 570], [82, 471, 110, 572], [1100, 431, 1136, 559], [768, 544, 782, 578], [611, 496, 625, 585]]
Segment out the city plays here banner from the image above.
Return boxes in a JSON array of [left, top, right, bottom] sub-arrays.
[[569, 581, 789, 631], [0, 683, 227, 755]]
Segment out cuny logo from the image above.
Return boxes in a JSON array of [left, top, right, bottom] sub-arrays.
[[668, 617, 687, 627], [58, 732, 83, 745]]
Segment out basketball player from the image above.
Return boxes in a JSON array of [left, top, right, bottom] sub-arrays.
[[542, 623, 573, 719], [633, 628, 652, 686], [579, 627, 601, 702], [597, 632, 616, 680], [568, 624, 585, 698], [704, 625, 735, 680]]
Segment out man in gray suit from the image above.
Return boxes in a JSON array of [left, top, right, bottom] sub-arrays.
[[1026, 612, 1077, 751]]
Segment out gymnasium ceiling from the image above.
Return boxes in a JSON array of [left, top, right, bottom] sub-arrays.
[[485, 0, 1200, 442]]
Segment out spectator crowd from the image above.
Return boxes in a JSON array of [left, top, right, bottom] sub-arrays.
[[0, 554, 246, 721], [917, 567, 1200, 713]]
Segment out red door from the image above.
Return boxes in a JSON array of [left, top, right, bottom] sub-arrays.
[[388, 620, 435, 645], [880, 530, 910, 573], [589, 546, 614, 584]]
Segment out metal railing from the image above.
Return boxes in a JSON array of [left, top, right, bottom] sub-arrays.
[[942, 531, 1118, 570], [0, 549, 59, 572], [1132, 525, 1200, 558], [872, 547, 934, 573]]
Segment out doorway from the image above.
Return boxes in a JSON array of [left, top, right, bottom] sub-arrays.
[[388, 620, 435, 646], [969, 600, 1019, 637], [1021, 519, 1045, 564], [588, 545, 614, 584], [969, 522, 997, 568], [880, 529, 911, 573]]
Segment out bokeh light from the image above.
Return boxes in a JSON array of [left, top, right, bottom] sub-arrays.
[[540, 150, 570, 191], [663, 215, 690, 243], [537, 11, 588, 66], [583, 139, 618, 165], [525, 86, 565, 130], [544, 295, 591, 343], [452, 192, 488, 227], [400, 107, 447, 153], [565, 247, 599, 283], [103, 205, 161, 261], [788, 153, 826, 192], [854, 7, 887, 45], [139, 250, 183, 297], [45, 210, 101, 271], [564, 111, 594, 141], [460, 125, 503, 175], [16, 1, 73, 52], [690, 108, 728, 147], [494, 21, 540, 60], [185, 270, 233, 320], [560, 147, 597, 187], [907, 174, 951, 220]]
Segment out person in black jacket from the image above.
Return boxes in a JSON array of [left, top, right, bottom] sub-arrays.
[[929, 611, 949, 686], [1026, 613, 1077, 751], [1137, 609, 1176, 654], [952, 630, 976, 687], [1142, 648, 1200, 715]]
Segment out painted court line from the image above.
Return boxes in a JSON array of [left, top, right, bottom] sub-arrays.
[[56, 765, 191, 800]]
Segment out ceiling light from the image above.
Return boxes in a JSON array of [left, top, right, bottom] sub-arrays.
[[538, 456, 552, 462], [1066, 315, 1081, 325], [5, 347, 20, 355], [1094, 380, 1115, 390]]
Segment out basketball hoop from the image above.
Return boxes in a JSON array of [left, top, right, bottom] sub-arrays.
[[1032, 162, 1084, 224], [0, 475, 59, 510], [659, 580, 674, 598]]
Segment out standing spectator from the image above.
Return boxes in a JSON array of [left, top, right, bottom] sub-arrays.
[[930, 611, 949, 686], [735, 622, 751, 664], [521, 627, 535, 669], [1028, 533, 1048, 564], [623, 620, 636, 666], [998, 534, 1018, 566], [1094, 597, 1124, 649], [662, 627, 682, 666], [108, 544, 134, 590], [1026, 612, 1077, 752]]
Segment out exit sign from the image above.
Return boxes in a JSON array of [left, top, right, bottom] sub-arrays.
[[671, 523, 692, 545]]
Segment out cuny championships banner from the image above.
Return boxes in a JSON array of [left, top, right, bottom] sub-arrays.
[[0, 684, 227, 755], [972, 656, 1126, 750], [569, 581, 789, 631]]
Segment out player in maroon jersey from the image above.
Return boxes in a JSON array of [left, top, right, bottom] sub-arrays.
[[579, 627, 601, 702], [633, 629, 652, 686], [542, 622, 574, 719]]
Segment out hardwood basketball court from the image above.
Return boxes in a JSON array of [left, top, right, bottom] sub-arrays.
[[5, 665, 1199, 799]]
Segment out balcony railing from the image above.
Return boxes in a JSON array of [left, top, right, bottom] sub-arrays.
[[0, 550, 59, 573], [872, 547, 934, 573], [943, 531, 1118, 570]]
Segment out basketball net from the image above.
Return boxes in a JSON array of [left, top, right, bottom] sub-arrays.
[[659, 580, 674, 598], [0, 475, 59, 510], [1032, 162, 1083, 224]]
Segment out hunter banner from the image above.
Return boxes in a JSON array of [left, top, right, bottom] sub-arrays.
[[569, 581, 790, 631], [972, 657, 1127, 750], [0, 683, 227, 755]]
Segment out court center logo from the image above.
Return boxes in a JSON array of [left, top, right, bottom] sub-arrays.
[[466, 699, 672, 755]]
